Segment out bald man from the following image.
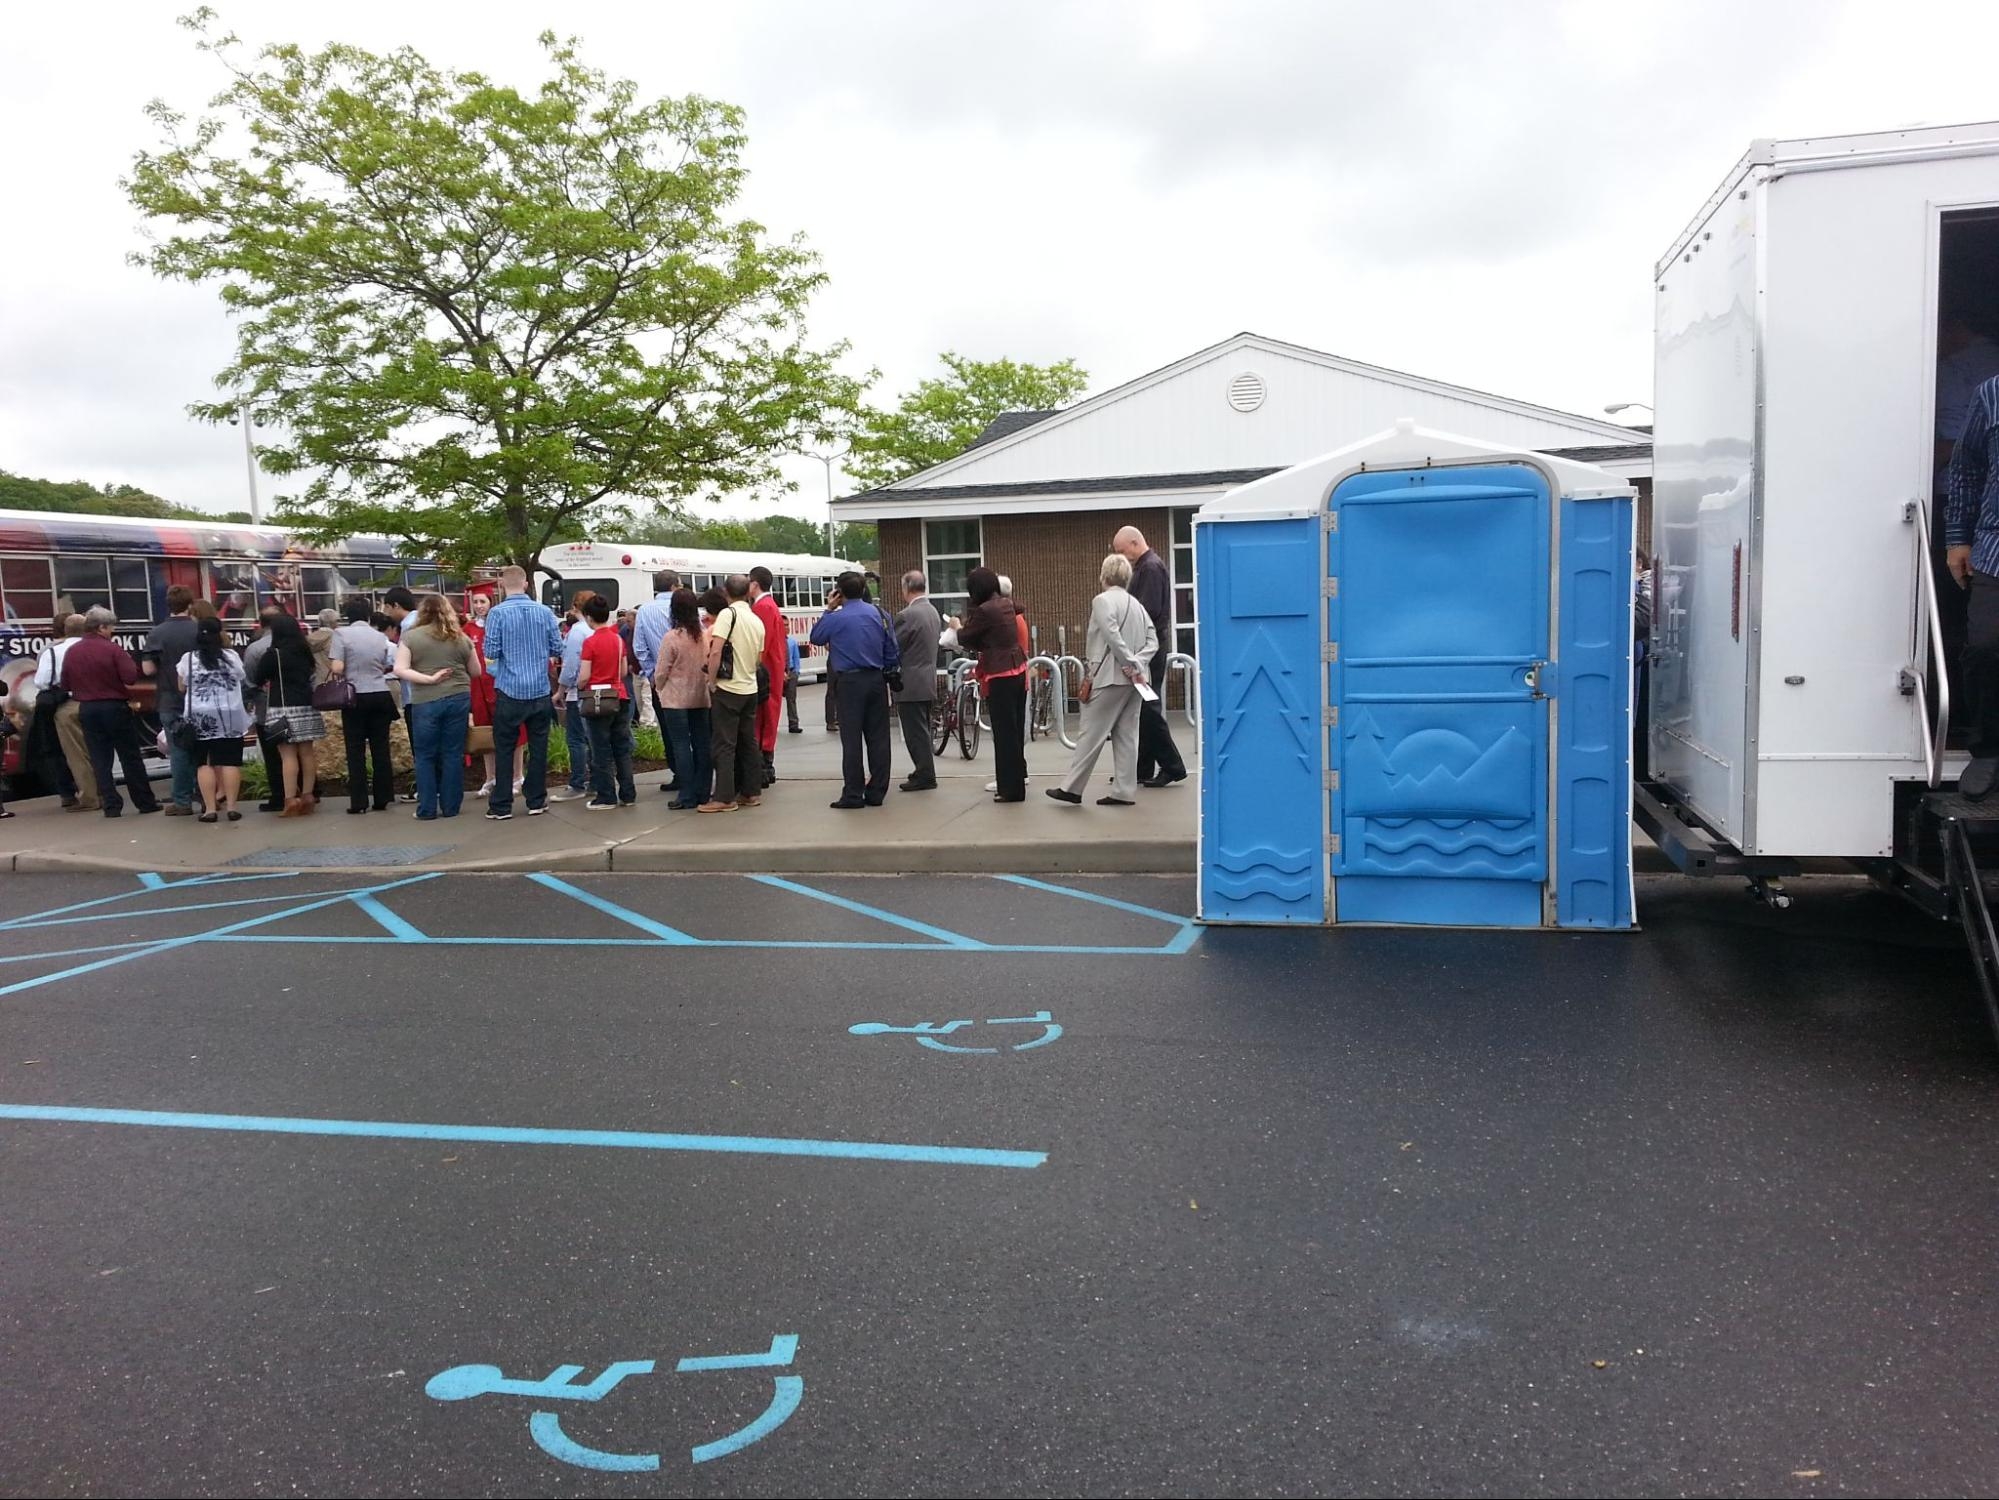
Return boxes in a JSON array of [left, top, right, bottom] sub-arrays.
[[1112, 525, 1186, 787]]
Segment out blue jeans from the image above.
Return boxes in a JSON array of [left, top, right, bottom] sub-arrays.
[[409, 693, 470, 818], [562, 700, 591, 791], [491, 691, 554, 814], [582, 698, 637, 804], [659, 706, 711, 808], [161, 709, 198, 808]]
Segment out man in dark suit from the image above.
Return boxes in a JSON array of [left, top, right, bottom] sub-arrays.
[[1113, 525, 1186, 787], [893, 570, 942, 792]]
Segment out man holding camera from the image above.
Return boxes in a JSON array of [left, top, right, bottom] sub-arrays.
[[809, 571, 902, 809]]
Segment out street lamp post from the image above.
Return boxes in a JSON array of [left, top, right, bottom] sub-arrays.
[[230, 399, 264, 524], [1604, 401, 1655, 419], [803, 448, 849, 558]]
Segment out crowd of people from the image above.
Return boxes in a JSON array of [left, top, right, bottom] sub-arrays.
[[0, 523, 1194, 823]]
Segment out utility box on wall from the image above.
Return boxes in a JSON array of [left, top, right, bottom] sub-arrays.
[[1194, 422, 1636, 930]]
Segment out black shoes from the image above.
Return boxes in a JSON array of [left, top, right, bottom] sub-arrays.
[[1045, 787, 1082, 805], [1140, 770, 1188, 789], [829, 798, 866, 810], [899, 779, 937, 792], [1964, 757, 1999, 800], [1097, 796, 1135, 806]]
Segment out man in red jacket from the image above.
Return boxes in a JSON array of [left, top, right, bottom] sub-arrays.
[[748, 567, 790, 787], [63, 606, 163, 818]]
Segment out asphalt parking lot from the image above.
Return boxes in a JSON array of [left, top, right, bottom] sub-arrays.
[[2, 870, 1996, 1497]]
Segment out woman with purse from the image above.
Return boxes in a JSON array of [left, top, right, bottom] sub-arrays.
[[250, 612, 325, 816], [174, 615, 254, 822], [574, 594, 636, 809], [955, 566, 1031, 803], [1045, 553, 1156, 808], [395, 593, 480, 820], [653, 589, 712, 811], [328, 598, 398, 814]]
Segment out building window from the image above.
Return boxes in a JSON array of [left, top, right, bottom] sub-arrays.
[[924, 518, 982, 612], [1171, 508, 1197, 660]]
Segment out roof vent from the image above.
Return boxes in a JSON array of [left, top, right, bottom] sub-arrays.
[[1226, 370, 1266, 413]]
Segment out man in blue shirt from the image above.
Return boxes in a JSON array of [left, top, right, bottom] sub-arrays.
[[553, 596, 597, 800], [809, 570, 901, 808], [630, 569, 681, 794], [1947, 373, 1999, 797], [480, 566, 565, 820]]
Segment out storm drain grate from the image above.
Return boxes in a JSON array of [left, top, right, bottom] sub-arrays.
[[223, 844, 455, 868]]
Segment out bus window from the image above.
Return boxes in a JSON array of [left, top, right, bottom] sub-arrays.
[[405, 565, 442, 596], [54, 556, 112, 619], [557, 576, 619, 610], [0, 556, 55, 629], [111, 558, 150, 623], [210, 561, 259, 621], [301, 565, 340, 618]]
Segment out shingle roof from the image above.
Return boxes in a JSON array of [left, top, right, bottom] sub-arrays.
[[963, 410, 1060, 452], [842, 440, 1652, 507]]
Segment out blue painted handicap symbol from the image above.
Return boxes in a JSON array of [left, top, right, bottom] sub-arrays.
[[849, 1010, 1063, 1053], [426, 1335, 802, 1470]]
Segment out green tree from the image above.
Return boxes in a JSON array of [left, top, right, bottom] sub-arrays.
[[0, 469, 231, 522], [608, 508, 869, 558], [126, 15, 865, 577], [845, 352, 1088, 491]]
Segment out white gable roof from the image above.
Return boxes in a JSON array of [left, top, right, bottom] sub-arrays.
[[895, 332, 1648, 491], [1202, 420, 1637, 522]]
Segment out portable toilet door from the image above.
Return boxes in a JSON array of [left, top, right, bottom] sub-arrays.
[[1196, 422, 1636, 931], [1329, 463, 1551, 927]]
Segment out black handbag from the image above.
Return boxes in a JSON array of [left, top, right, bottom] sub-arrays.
[[874, 605, 903, 694]]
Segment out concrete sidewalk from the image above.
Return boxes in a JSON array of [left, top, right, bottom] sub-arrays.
[[2, 689, 1203, 876]]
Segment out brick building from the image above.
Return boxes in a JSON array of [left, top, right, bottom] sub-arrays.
[[836, 332, 1652, 660]]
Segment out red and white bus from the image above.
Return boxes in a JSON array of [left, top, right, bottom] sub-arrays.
[[535, 540, 864, 680], [0, 508, 459, 788]]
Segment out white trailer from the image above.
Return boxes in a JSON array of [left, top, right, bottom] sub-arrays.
[[1641, 122, 1999, 1008]]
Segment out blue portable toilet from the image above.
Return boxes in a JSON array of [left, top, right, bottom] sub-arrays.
[[1194, 421, 1635, 930]]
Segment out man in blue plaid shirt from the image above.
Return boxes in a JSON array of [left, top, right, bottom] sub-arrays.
[[479, 565, 565, 820], [1945, 373, 1999, 798]]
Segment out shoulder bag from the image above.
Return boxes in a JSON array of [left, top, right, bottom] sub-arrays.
[[873, 605, 903, 695], [1078, 597, 1138, 705]]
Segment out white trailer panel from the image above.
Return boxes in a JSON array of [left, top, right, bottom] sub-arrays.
[[1652, 123, 1999, 858]]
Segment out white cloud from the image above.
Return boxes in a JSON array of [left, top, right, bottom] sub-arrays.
[[2, 0, 1997, 523]]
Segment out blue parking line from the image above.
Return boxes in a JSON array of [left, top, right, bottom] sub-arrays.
[[750, 875, 984, 948], [0, 939, 165, 967], [526, 873, 695, 943], [0, 871, 302, 931], [994, 874, 1194, 927], [0, 1103, 1047, 1171], [204, 935, 1186, 955], [354, 896, 426, 942], [3, 888, 381, 932], [0, 873, 443, 999], [137, 873, 169, 890]]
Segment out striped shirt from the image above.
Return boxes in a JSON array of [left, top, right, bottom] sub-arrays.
[[480, 592, 563, 701], [1946, 376, 1999, 578]]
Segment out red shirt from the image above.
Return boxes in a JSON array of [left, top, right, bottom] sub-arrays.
[[61, 633, 140, 701], [578, 624, 629, 699], [752, 592, 788, 677]]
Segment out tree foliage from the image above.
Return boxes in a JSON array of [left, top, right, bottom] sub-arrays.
[[0, 469, 250, 523], [844, 352, 1088, 491], [611, 508, 875, 559], [125, 14, 864, 576]]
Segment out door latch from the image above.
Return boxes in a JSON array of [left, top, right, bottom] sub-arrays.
[[1524, 661, 1547, 699]]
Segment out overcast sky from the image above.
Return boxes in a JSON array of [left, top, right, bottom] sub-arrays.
[[4, 0, 1997, 522]]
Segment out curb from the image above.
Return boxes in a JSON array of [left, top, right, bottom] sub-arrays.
[[11, 841, 1675, 879]]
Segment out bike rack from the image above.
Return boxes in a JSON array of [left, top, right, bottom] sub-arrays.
[[1026, 654, 1074, 749], [1165, 653, 1200, 731]]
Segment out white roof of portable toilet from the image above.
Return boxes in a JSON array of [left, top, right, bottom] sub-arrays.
[[1198, 419, 1637, 521]]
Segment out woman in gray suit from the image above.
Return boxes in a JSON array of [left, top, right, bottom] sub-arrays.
[[1046, 553, 1157, 807]]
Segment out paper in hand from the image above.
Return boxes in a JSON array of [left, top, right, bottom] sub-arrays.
[[1135, 680, 1159, 703]]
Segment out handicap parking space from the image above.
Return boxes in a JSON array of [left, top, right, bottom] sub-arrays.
[[6, 871, 1999, 1494]]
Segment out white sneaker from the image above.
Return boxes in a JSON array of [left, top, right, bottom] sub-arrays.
[[549, 786, 585, 802], [476, 780, 496, 798], [984, 777, 1031, 793]]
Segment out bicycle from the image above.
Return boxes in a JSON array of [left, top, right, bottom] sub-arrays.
[[1028, 668, 1054, 741], [931, 675, 982, 760]]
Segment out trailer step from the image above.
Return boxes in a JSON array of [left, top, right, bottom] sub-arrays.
[[1937, 813, 1999, 1052]]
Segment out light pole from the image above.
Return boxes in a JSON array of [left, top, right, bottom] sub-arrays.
[[1604, 401, 1654, 420], [228, 399, 264, 524], [802, 448, 849, 558]]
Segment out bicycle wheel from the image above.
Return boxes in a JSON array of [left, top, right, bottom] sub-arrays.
[[959, 683, 981, 758], [930, 698, 952, 755], [1028, 676, 1051, 740]]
